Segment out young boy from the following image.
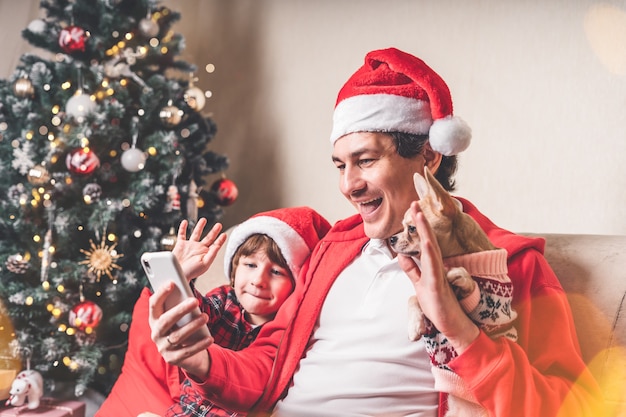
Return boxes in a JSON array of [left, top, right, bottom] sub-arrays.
[[166, 206, 331, 417]]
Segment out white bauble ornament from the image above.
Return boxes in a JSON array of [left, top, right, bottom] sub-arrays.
[[66, 92, 96, 120], [120, 147, 146, 172], [27, 19, 46, 34], [139, 18, 159, 38]]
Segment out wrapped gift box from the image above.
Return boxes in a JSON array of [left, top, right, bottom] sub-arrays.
[[0, 399, 85, 417]]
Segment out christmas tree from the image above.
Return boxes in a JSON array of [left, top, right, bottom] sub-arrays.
[[0, 0, 235, 398]]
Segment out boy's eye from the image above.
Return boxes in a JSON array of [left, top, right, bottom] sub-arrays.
[[271, 268, 287, 277]]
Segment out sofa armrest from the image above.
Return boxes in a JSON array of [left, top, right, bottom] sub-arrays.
[[529, 233, 626, 414]]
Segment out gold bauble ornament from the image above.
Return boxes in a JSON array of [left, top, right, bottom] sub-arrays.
[[159, 104, 183, 127], [13, 77, 35, 98], [160, 227, 177, 251], [27, 164, 50, 185]]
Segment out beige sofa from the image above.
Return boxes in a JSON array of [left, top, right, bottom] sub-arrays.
[[195, 232, 626, 416]]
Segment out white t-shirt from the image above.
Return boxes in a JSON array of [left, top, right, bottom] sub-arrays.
[[272, 239, 438, 417]]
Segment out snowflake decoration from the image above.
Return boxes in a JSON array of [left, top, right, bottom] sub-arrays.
[[12, 141, 35, 175], [123, 270, 139, 286], [8, 292, 26, 305], [79, 234, 124, 281]]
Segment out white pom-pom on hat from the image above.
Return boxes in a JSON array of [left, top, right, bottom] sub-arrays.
[[429, 115, 472, 156], [330, 47, 471, 156]]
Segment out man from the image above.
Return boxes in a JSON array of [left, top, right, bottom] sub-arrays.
[[150, 47, 604, 416]]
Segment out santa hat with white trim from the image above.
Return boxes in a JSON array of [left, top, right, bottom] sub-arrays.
[[224, 206, 331, 280], [330, 47, 471, 156]]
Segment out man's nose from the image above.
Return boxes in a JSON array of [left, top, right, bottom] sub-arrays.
[[341, 166, 365, 195]]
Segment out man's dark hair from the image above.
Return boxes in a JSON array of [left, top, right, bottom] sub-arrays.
[[389, 132, 458, 191]]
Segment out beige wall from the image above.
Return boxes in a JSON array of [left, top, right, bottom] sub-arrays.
[[3, 0, 626, 235]]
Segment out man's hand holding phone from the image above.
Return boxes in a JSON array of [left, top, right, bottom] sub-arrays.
[[148, 281, 213, 379], [143, 218, 227, 379]]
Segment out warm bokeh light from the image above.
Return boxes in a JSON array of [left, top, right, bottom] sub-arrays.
[[584, 4, 626, 75]]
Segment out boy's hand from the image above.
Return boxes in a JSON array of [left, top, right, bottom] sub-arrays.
[[172, 218, 227, 281]]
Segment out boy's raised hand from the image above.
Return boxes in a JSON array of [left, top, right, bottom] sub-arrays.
[[172, 218, 227, 281]]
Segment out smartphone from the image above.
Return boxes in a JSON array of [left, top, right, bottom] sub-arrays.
[[140, 251, 211, 344]]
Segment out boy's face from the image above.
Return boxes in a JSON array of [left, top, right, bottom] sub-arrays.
[[332, 131, 424, 240], [233, 250, 294, 325]]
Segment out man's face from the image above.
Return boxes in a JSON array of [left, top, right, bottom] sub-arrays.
[[332, 132, 426, 240]]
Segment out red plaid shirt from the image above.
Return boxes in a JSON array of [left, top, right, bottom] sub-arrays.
[[166, 284, 261, 417]]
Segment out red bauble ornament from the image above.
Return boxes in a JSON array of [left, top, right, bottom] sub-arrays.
[[59, 25, 88, 53], [69, 300, 103, 331], [211, 177, 238, 206], [66, 147, 100, 175]]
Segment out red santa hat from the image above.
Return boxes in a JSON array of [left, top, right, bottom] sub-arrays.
[[330, 47, 471, 156], [224, 206, 331, 280]]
